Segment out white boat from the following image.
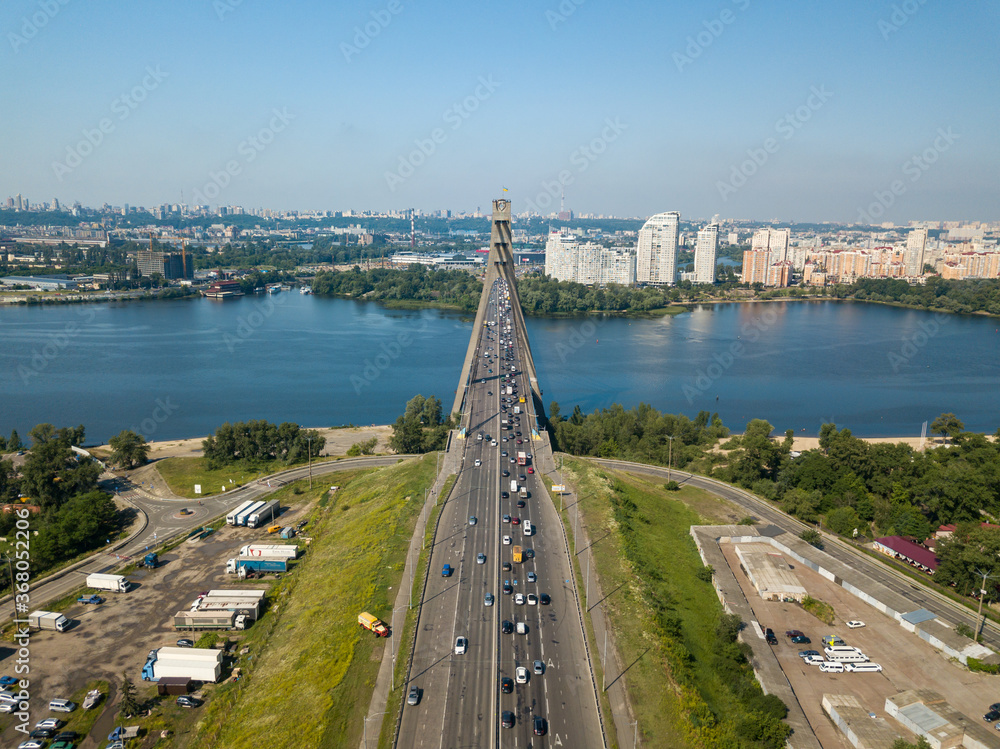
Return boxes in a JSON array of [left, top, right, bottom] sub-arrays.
[[300, 286, 311, 294], [83, 689, 103, 709]]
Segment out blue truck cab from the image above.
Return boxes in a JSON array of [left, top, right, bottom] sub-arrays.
[[442, 564, 453, 577]]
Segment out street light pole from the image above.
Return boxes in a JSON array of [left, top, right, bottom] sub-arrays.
[[974, 567, 998, 642], [602, 619, 608, 692], [667, 436, 674, 483], [307, 436, 313, 490]]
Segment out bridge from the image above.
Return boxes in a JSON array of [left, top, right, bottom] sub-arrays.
[[396, 199, 606, 748]]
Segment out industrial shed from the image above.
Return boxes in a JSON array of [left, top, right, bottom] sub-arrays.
[[735, 545, 808, 603]]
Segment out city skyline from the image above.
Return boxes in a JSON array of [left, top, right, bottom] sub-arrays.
[[3, 1, 998, 221]]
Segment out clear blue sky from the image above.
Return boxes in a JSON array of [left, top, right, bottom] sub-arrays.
[[2, 0, 997, 222]]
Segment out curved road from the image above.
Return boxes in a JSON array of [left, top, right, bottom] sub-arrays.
[[587, 457, 1000, 652]]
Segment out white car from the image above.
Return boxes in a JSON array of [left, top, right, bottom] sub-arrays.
[[491, 440, 498, 446], [474, 459, 481, 467], [527, 594, 538, 606], [35, 718, 63, 729], [846, 620, 865, 628], [819, 661, 844, 673], [454, 636, 468, 655], [516, 621, 528, 635], [18, 741, 45, 749], [502, 535, 511, 545], [48, 699, 76, 712], [803, 655, 825, 666], [515, 666, 528, 683], [845, 662, 883, 672], [514, 593, 525, 605]]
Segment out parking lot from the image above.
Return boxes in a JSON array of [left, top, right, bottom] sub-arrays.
[[719, 543, 1000, 748], [0, 502, 311, 747]]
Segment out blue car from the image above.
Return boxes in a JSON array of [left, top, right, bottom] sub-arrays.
[[0, 676, 17, 687]]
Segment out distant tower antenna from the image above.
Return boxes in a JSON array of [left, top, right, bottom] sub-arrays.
[[560, 189, 565, 215], [411, 210, 415, 248]]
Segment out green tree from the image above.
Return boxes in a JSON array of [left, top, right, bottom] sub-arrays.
[[109, 430, 150, 469], [931, 413, 964, 441], [800, 529, 824, 549], [118, 672, 140, 719]]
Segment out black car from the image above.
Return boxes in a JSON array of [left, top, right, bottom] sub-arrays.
[[55, 732, 79, 742], [500, 677, 513, 694], [501, 491, 509, 499], [986, 710, 1000, 722], [534, 716, 547, 735], [30, 728, 56, 739], [501, 620, 513, 634], [502, 470, 509, 477], [503, 582, 513, 595], [501, 711, 515, 728], [502, 561, 512, 571], [790, 635, 811, 644], [176, 638, 194, 648], [764, 628, 777, 644], [176, 695, 202, 708], [516, 500, 525, 508], [539, 593, 550, 605]]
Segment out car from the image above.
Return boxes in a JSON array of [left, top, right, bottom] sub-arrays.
[[481, 379, 486, 383], [407, 686, 420, 705], [764, 628, 777, 644], [500, 676, 513, 694], [487, 391, 492, 396], [519, 474, 527, 482], [516, 439, 523, 444], [516, 666, 529, 683], [846, 620, 866, 628], [501, 450, 508, 457], [514, 593, 524, 605], [509, 457, 515, 463], [502, 437, 508, 442], [527, 593, 538, 605], [503, 580, 512, 594], [501, 491, 509, 499], [176, 638, 194, 648], [0, 676, 17, 687], [819, 661, 845, 673], [29, 729, 56, 739], [784, 630, 804, 638], [511, 517, 520, 525], [53, 731, 78, 742], [474, 459, 481, 467], [501, 620, 514, 634], [176, 695, 202, 708], [35, 719, 63, 730], [455, 636, 468, 655], [516, 500, 525, 508], [501, 710, 515, 728], [517, 621, 528, 634], [477, 553, 486, 564], [0, 702, 16, 713], [534, 716, 548, 736], [791, 635, 811, 644], [527, 571, 536, 583], [50, 741, 75, 749], [503, 535, 511, 545], [442, 564, 453, 577], [49, 700, 76, 713], [527, 467, 534, 474], [17, 741, 45, 749], [502, 470, 509, 477], [503, 514, 511, 523], [469, 516, 477, 525], [491, 440, 498, 446], [296, 519, 308, 529], [798, 650, 820, 658], [77, 594, 103, 605], [502, 561, 512, 571], [525, 549, 535, 559], [533, 660, 544, 675], [991, 703, 1000, 712], [485, 592, 495, 606], [804, 655, 826, 665], [845, 663, 883, 672]]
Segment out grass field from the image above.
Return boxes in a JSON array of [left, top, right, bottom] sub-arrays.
[[561, 458, 789, 749], [192, 456, 436, 749], [154, 455, 340, 498]]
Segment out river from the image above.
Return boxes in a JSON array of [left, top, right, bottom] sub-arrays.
[[1, 293, 997, 443]]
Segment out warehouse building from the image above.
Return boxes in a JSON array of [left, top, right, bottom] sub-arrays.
[[735, 545, 807, 603]]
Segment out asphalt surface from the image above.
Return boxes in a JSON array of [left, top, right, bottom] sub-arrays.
[[4, 455, 413, 619], [588, 458, 1000, 654], [398, 280, 603, 749]]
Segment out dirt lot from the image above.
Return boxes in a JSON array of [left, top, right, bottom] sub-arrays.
[[719, 542, 1000, 749], [0, 501, 314, 747]]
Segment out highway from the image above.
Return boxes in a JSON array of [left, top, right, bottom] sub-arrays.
[[399, 279, 603, 748], [588, 457, 1000, 653]]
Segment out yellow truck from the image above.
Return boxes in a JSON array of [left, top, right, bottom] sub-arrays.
[[512, 545, 523, 563], [358, 612, 390, 637]]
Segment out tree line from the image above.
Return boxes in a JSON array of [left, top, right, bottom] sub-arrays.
[[202, 420, 325, 469]]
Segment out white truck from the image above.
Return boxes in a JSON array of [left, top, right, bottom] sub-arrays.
[[141, 647, 224, 682], [226, 499, 258, 526], [173, 610, 247, 631], [510, 480, 518, 494], [27, 610, 69, 632], [239, 544, 300, 559], [246, 499, 281, 529], [234, 500, 266, 527], [86, 573, 131, 593]]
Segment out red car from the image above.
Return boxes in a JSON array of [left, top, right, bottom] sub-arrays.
[[527, 467, 534, 474], [511, 517, 520, 525]]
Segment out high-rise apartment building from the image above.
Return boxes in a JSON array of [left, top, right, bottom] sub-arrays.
[[752, 227, 790, 265], [694, 223, 718, 283], [741, 250, 769, 285], [636, 211, 680, 286], [136, 250, 194, 280], [905, 228, 928, 276], [545, 229, 635, 286]]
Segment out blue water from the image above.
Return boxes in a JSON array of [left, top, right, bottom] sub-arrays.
[[0, 295, 997, 442]]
